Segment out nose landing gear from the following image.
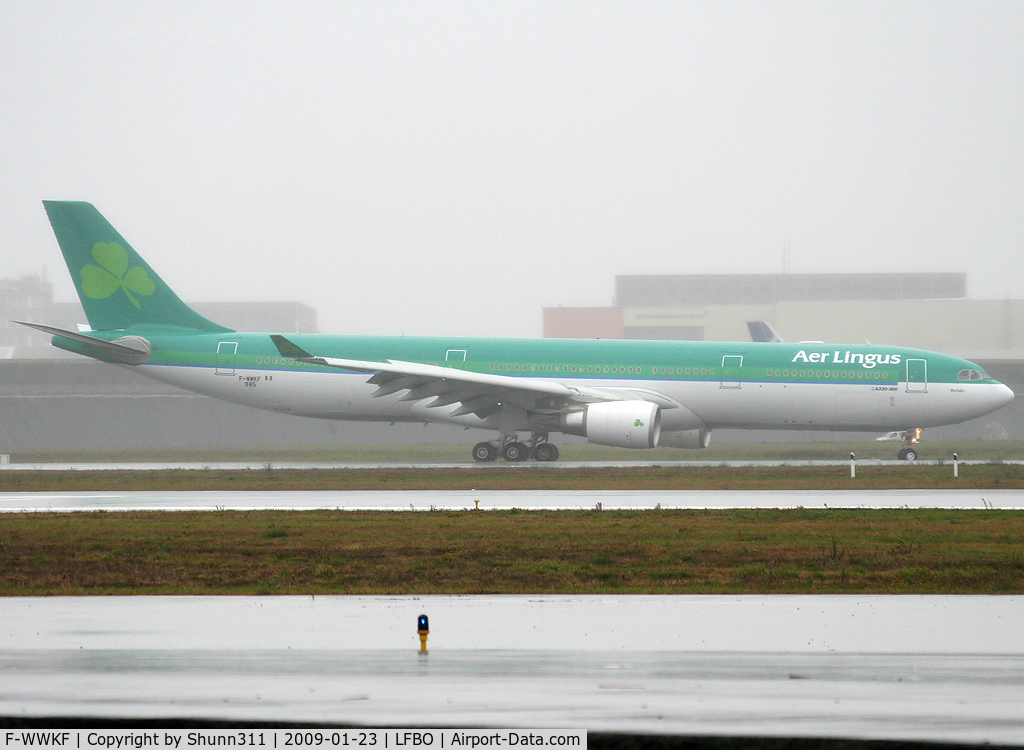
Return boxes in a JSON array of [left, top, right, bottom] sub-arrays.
[[896, 446, 919, 461], [876, 428, 922, 460]]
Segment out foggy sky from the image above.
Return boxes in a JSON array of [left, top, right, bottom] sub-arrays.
[[3, 1, 1021, 339]]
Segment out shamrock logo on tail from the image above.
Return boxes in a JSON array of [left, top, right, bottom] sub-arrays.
[[80, 242, 156, 309], [634, 419, 645, 427]]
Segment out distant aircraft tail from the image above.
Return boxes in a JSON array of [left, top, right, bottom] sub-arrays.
[[746, 320, 784, 343], [42, 201, 231, 333]]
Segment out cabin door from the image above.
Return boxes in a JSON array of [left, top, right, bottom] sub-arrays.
[[721, 355, 742, 389], [906, 358, 927, 392], [216, 341, 238, 375]]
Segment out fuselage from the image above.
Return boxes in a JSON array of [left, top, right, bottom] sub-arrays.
[[38, 200, 1016, 458], [57, 331, 1015, 435]]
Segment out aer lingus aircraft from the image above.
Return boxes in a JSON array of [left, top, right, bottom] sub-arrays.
[[20, 201, 1015, 462]]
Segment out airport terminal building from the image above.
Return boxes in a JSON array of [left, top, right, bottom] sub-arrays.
[[544, 272, 1024, 360]]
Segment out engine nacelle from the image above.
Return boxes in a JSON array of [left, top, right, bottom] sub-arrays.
[[561, 400, 661, 449], [658, 428, 712, 450]]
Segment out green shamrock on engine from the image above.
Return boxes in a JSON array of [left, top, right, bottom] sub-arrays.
[[80, 242, 156, 309]]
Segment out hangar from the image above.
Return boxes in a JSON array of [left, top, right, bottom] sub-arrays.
[[545, 272, 1024, 358]]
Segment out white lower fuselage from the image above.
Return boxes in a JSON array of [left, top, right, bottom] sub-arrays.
[[134, 362, 1013, 436]]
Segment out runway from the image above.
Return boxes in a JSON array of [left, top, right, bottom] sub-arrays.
[[2, 488, 1022, 511], [2, 595, 1023, 744], [3, 459, 1023, 472]]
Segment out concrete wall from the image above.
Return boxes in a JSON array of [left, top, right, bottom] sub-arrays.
[[0, 395, 465, 453], [0, 360, 1019, 454], [0, 360, 466, 453]]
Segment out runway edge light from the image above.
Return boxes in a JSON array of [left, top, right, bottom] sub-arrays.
[[418, 614, 429, 654]]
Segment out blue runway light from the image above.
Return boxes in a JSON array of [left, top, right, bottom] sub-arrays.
[[418, 614, 429, 654]]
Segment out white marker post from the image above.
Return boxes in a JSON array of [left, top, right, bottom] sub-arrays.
[[953, 453, 959, 478], [850, 452, 856, 478]]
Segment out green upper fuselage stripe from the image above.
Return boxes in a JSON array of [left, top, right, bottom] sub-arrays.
[[52, 331, 997, 386]]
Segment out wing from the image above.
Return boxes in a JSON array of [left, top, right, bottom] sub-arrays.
[[270, 335, 682, 420]]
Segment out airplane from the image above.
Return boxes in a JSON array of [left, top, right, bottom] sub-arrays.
[[18, 201, 1016, 462]]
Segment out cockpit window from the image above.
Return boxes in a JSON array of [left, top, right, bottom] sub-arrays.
[[959, 369, 989, 381]]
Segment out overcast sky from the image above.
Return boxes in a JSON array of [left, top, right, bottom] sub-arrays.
[[3, 1, 1021, 338]]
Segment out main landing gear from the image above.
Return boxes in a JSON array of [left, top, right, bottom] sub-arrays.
[[471, 433, 560, 462]]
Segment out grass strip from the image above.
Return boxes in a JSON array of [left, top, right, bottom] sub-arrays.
[[2, 508, 1023, 595], [10, 440, 1024, 464], [2, 464, 1024, 492]]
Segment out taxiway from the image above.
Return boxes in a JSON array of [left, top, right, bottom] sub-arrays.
[[2, 488, 1022, 512]]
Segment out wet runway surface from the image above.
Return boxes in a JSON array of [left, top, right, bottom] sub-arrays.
[[2, 488, 1023, 511], [2, 595, 1023, 744], [3, 459, 1022, 473]]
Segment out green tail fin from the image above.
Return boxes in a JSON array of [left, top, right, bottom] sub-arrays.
[[43, 201, 232, 333]]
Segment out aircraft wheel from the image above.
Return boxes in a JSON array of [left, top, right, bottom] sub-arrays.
[[472, 442, 498, 462], [502, 441, 530, 462], [897, 447, 918, 461], [534, 443, 559, 462]]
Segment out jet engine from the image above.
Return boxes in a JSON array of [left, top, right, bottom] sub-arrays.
[[560, 400, 661, 449], [658, 428, 712, 450]]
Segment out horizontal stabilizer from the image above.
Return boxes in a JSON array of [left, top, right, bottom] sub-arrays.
[[15, 321, 151, 365]]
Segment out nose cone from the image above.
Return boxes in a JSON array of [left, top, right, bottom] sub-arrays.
[[994, 383, 1016, 409], [976, 382, 1016, 418]]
